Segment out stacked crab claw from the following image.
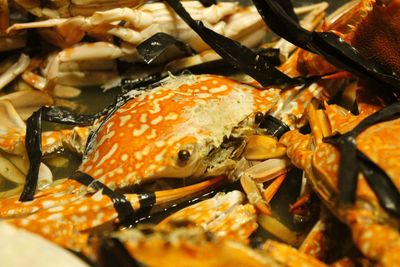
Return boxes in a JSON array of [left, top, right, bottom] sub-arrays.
[[0, 0, 400, 266]]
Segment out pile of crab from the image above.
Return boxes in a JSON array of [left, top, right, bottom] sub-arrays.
[[0, 0, 400, 266]]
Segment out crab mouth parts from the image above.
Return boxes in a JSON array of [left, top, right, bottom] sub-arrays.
[[202, 135, 247, 177]]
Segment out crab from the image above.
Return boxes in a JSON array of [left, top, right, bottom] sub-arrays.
[[279, 90, 400, 266], [101, 190, 334, 266], [1, 0, 374, 254], [11, 0, 144, 18], [3, 1, 328, 91], [0, 74, 283, 247], [153, 1, 400, 264], [294, 0, 400, 78], [156, 190, 258, 244], [2, 1, 400, 265], [0, 60, 350, 255], [171, 0, 397, 96], [5, 1, 264, 89], [104, 225, 329, 267]]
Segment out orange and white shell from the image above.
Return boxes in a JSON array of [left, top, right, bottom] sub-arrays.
[[80, 74, 280, 188]]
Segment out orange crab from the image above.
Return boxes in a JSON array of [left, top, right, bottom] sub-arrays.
[[280, 89, 400, 266], [294, 0, 400, 79], [99, 189, 328, 267], [0, 74, 286, 249], [106, 225, 328, 267]]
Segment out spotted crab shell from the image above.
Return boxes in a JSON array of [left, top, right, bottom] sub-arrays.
[[312, 117, 400, 219], [80, 74, 280, 188]]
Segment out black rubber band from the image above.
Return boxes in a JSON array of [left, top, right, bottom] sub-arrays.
[[20, 109, 43, 201], [324, 102, 400, 217], [137, 32, 194, 64], [135, 193, 156, 222], [251, 0, 400, 94], [71, 171, 136, 227], [259, 115, 290, 139], [20, 107, 97, 201], [325, 133, 359, 205], [358, 150, 400, 217], [164, 0, 304, 87]]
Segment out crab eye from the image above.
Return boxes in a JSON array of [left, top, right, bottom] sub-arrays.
[[255, 112, 264, 124], [178, 149, 191, 162]]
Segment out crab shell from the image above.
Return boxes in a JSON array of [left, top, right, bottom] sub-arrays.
[[281, 104, 400, 266], [109, 225, 326, 267], [351, 0, 400, 75], [313, 120, 400, 265], [79, 74, 280, 189], [312, 121, 400, 217], [112, 226, 278, 267], [157, 190, 258, 243], [296, 0, 400, 77], [0, 74, 278, 221]]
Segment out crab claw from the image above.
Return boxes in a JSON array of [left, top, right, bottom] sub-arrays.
[[251, 0, 400, 93]]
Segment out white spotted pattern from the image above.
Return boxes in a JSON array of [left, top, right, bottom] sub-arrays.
[[150, 115, 163, 125], [119, 114, 132, 127], [96, 143, 118, 167], [133, 124, 149, 136]]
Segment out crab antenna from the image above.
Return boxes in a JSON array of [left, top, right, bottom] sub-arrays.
[[251, 0, 400, 94]]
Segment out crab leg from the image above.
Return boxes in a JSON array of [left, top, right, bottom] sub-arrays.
[[9, 176, 225, 252], [0, 35, 26, 52], [112, 228, 279, 267], [0, 90, 54, 120], [7, 2, 240, 50], [0, 54, 30, 91], [0, 151, 52, 189], [0, 151, 27, 184], [299, 216, 330, 261], [262, 173, 287, 204], [240, 160, 290, 215], [240, 139, 299, 244]]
